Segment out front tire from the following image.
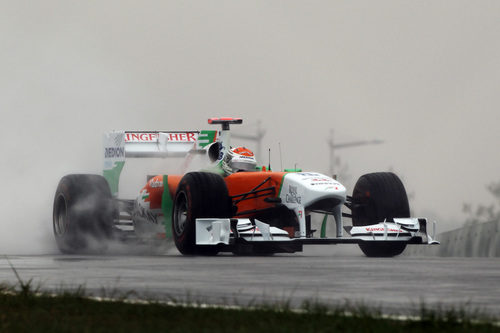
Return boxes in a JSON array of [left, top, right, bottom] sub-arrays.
[[53, 174, 116, 254], [352, 172, 410, 257], [172, 172, 232, 255]]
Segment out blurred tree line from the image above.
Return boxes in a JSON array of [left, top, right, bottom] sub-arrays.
[[463, 181, 500, 225]]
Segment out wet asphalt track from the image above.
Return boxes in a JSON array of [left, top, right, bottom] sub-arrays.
[[1, 244, 499, 316]]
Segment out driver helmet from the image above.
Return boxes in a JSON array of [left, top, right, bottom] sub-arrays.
[[222, 146, 257, 175]]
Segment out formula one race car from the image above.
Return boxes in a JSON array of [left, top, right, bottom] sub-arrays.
[[52, 118, 438, 257]]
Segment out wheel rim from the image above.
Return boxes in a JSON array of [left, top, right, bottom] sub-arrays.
[[173, 192, 188, 236], [54, 195, 67, 236]]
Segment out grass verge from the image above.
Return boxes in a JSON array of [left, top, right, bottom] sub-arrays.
[[0, 284, 499, 333], [1, 257, 498, 332]]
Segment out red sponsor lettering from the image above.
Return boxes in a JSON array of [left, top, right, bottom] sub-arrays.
[[168, 132, 197, 142], [139, 133, 154, 141], [365, 227, 403, 232], [312, 178, 329, 182], [125, 132, 197, 142], [366, 227, 384, 232], [125, 133, 158, 142]]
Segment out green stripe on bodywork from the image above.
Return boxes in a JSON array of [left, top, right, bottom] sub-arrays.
[[320, 215, 328, 238], [103, 161, 125, 196], [197, 130, 218, 148], [277, 173, 289, 197], [161, 175, 173, 238]]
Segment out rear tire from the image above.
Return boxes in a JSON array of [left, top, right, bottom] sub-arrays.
[[352, 172, 410, 257], [53, 174, 116, 254], [172, 172, 232, 255]]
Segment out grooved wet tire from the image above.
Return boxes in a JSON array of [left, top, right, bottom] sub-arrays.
[[352, 172, 410, 257], [53, 174, 116, 254], [172, 172, 233, 255]]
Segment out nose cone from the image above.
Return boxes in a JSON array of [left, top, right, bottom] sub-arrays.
[[305, 175, 347, 204], [280, 172, 346, 208]]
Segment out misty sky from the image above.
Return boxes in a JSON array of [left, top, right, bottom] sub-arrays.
[[1, 1, 499, 253]]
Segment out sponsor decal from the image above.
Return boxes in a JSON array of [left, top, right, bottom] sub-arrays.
[[166, 132, 197, 142], [197, 130, 217, 148], [237, 155, 256, 161], [149, 179, 163, 188], [365, 227, 403, 233], [310, 178, 335, 186], [285, 185, 302, 204], [124, 132, 198, 143], [218, 143, 226, 161], [134, 189, 162, 225], [104, 147, 125, 158], [297, 172, 320, 177], [296, 173, 335, 186], [140, 189, 150, 201], [113, 135, 123, 147], [311, 177, 330, 182], [125, 133, 158, 142]]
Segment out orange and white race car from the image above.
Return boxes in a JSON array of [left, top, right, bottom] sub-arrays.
[[53, 118, 438, 257]]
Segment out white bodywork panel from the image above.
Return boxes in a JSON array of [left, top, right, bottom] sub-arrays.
[[349, 218, 439, 244], [279, 172, 346, 208], [195, 217, 439, 246], [279, 172, 346, 238], [196, 219, 231, 245], [196, 219, 291, 245]]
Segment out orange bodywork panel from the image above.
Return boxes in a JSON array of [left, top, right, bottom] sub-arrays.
[[166, 175, 182, 198], [142, 172, 286, 217], [141, 174, 182, 210], [224, 172, 287, 217]]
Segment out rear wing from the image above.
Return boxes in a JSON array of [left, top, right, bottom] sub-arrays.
[[103, 130, 218, 196]]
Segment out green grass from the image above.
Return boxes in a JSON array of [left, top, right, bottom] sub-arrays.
[[1, 258, 498, 332], [0, 284, 499, 333]]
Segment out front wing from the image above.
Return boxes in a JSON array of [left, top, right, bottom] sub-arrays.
[[195, 217, 439, 254]]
